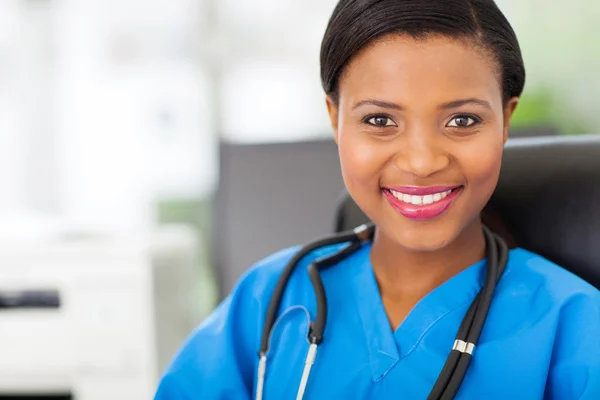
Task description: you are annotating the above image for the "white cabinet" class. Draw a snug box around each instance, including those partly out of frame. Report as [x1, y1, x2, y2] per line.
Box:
[0, 225, 202, 399]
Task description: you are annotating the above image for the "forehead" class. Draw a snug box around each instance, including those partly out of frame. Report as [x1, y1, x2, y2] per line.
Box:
[338, 34, 503, 108]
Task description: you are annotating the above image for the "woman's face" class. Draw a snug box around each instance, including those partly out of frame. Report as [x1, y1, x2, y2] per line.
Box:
[327, 35, 518, 252]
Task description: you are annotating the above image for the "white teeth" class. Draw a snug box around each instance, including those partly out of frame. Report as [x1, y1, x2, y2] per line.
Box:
[389, 189, 455, 206]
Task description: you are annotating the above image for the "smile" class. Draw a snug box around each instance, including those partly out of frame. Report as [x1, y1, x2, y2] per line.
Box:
[388, 188, 453, 205]
[382, 186, 463, 221]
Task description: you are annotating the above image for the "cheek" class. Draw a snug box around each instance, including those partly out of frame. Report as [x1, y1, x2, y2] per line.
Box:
[461, 136, 503, 198]
[337, 131, 389, 190]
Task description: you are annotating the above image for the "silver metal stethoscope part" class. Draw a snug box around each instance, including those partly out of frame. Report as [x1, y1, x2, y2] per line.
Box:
[296, 343, 318, 400]
[254, 343, 318, 400]
[452, 340, 475, 355]
[255, 355, 267, 400]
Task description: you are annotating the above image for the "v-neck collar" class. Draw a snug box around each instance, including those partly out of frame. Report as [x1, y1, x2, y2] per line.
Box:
[347, 243, 490, 382]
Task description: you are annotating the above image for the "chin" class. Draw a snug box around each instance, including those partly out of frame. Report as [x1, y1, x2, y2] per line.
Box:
[374, 214, 469, 253]
[393, 228, 458, 253]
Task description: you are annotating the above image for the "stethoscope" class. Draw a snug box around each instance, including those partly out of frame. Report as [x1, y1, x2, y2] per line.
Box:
[255, 223, 508, 400]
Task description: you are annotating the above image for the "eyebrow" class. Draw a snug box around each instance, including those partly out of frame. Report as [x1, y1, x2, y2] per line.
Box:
[351, 98, 493, 111]
[439, 98, 493, 110]
[352, 99, 404, 111]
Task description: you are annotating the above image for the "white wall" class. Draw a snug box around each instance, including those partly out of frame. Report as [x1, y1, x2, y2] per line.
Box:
[0, 0, 26, 213]
[216, 0, 600, 142]
[216, 0, 338, 143]
[0, 0, 216, 232]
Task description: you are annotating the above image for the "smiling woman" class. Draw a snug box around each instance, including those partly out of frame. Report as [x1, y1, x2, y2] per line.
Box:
[155, 1, 600, 400]
[327, 35, 515, 255]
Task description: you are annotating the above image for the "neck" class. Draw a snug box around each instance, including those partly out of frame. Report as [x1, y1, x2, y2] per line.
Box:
[370, 218, 486, 301]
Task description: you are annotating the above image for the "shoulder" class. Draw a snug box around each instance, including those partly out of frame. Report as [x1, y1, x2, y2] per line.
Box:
[502, 248, 600, 320]
[509, 251, 600, 398]
[167, 239, 349, 353]
[236, 245, 302, 294]
[234, 242, 350, 301]
[156, 244, 324, 398]
[506, 248, 599, 298]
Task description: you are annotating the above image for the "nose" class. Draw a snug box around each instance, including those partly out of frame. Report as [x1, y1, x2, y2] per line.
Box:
[393, 133, 450, 179]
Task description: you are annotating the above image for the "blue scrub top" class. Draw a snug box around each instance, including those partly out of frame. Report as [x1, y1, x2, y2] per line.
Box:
[155, 243, 600, 399]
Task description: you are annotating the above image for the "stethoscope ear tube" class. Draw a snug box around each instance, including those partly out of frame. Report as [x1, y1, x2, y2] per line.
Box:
[443, 234, 508, 399]
[428, 227, 509, 400]
[255, 224, 374, 400]
[256, 223, 508, 400]
[258, 227, 370, 357]
[308, 240, 363, 345]
[307, 263, 327, 345]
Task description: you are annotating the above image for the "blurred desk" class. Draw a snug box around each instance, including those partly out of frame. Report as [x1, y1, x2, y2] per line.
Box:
[0, 225, 202, 400]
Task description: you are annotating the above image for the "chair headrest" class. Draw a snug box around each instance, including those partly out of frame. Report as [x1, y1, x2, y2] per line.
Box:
[335, 135, 600, 289]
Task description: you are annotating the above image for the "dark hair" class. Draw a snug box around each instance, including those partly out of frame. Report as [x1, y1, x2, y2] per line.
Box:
[320, 0, 526, 105]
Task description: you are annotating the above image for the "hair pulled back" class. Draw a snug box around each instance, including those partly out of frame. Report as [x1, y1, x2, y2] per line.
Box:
[320, 0, 525, 105]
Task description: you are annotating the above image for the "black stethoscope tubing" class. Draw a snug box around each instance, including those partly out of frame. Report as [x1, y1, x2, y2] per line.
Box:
[257, 223, 508, 400]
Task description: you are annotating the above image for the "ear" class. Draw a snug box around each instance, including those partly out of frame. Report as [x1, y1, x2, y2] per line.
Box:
[326, 96, 340, 144]
[502, 97, 519, 144]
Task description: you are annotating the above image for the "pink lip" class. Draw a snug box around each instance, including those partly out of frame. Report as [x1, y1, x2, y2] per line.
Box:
[383, 186, 463, 221]
[385, 186, 461, 196]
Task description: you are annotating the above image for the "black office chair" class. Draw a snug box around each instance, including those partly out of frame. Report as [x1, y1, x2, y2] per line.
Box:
[334, 134, 600, 289]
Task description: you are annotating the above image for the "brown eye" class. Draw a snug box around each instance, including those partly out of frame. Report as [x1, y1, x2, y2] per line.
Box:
[447, 115, 478, 128]
[366, 116, 397, 127]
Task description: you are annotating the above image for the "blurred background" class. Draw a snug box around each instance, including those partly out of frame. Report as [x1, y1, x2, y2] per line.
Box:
[0, 0, 598, 398]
